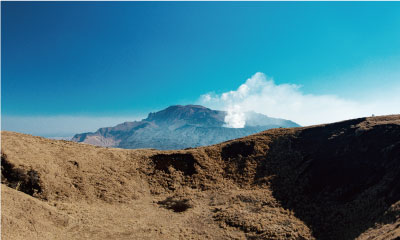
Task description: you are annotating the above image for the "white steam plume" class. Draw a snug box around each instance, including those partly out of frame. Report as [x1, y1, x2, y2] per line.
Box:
[199, 72, 400, 127]
[223, 105, 246, 128]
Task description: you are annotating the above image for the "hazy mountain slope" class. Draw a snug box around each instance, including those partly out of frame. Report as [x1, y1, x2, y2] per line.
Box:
[2, 115, 400, 240]
[71, 105, 300, 150]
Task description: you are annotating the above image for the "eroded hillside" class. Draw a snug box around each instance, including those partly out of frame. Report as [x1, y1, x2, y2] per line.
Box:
[2, 115, 400, 240]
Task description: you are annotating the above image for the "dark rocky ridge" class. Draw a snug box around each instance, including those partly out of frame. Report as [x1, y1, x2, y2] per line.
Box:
[251, 116, 400, 239]
[71, 105, 300, 150]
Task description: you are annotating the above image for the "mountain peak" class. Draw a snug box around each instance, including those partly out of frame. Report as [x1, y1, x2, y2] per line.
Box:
[166, 104, 209, 110]
[145, 105, 224, 126]
[72, 105, 300, 150]
[148, 105, 211, 116]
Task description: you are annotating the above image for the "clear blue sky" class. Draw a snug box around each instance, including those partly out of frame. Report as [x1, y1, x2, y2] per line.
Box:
[2, 2, 400, 136]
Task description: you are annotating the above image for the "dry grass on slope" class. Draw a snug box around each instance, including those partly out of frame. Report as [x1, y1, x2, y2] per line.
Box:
[1, 131, 311, 240]
[1, 115, 400, 240]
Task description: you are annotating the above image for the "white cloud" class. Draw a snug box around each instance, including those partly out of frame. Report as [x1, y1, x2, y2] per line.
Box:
[199, 72, 400, 127]
[4, 71, 399, 137]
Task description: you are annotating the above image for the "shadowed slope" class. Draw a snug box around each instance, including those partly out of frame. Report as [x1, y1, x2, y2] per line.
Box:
[2, 115, 400, 239]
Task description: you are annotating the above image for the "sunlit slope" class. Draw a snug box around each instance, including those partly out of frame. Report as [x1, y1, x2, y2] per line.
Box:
[2, 115, 400, 239]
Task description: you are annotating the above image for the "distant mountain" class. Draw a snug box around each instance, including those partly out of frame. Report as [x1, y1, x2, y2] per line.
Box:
[71, 105, 300, 150]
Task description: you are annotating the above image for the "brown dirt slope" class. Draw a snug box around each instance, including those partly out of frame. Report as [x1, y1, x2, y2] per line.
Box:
[1, 115, 400, 240]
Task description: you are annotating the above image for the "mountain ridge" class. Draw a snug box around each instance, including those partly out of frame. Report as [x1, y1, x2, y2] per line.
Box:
[71, 105, 300, 149]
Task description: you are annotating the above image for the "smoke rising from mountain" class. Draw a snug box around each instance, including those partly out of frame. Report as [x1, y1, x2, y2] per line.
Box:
[199, 72, 400, 127]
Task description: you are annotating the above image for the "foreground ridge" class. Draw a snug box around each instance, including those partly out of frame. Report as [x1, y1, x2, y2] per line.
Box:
[2, 115, 400, 240]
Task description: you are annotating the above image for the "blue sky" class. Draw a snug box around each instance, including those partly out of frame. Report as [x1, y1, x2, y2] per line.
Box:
[2, 2, 400, 136]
